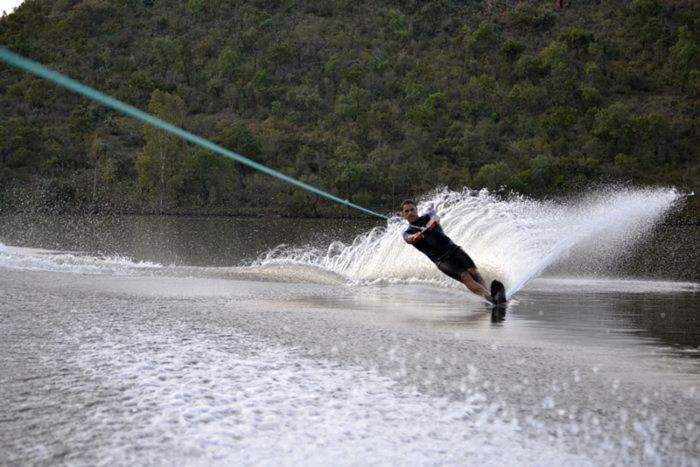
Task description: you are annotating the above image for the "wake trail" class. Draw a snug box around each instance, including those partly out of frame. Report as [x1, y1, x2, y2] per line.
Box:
[0, 186, 685, 293]
[255, 186, 684, 295]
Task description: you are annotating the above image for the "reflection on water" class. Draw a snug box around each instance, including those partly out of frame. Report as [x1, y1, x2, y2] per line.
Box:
[505, 288, 699, 359]
[0, 214, 378, 266]
[275, 281, 700, 365]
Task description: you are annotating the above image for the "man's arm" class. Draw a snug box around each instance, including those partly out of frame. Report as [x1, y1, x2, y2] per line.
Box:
[425, 210, 440, 231]
[403, 230, 424, 244]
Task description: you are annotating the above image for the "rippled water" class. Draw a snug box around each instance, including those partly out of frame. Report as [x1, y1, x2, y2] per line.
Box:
[1, 268, 698, 466]
[0, 291, 591, 466]
[1, 186, 698, 359]
[1, 187, 698, 465]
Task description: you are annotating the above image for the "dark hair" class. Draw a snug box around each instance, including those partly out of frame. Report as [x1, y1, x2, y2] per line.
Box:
[400, 199, 416, 210]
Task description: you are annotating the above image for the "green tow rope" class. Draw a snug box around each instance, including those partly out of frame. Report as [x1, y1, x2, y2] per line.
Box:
[0, 47, 391, 221]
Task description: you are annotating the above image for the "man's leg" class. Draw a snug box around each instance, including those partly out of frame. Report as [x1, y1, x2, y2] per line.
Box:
[459, 271, 492, 302]
[467, 267, 488, 289]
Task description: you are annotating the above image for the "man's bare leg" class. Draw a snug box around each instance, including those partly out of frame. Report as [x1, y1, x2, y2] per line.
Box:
[467, 267, 488, 289]
[459, 271, 492, 302]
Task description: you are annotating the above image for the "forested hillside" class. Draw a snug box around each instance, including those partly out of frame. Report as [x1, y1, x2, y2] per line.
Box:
[0, 0, 698, 217]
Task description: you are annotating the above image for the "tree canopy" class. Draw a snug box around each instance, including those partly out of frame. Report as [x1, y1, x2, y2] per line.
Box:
[0, 0, 697, 218]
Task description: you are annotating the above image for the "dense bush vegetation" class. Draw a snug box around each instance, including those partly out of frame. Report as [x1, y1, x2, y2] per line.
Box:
[0, 0, 697, 217]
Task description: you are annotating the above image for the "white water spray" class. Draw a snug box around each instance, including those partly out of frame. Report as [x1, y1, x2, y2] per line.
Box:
[0, 244, 162, 275]
[256, 186, 683, 296]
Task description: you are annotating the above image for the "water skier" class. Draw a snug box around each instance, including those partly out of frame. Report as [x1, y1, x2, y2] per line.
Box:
[400, 199, 494, 303]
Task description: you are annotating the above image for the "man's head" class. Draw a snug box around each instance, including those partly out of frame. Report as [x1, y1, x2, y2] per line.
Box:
[400, 199, 419, 223]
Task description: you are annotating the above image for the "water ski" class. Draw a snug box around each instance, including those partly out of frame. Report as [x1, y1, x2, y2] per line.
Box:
[490, 280, 507, 306]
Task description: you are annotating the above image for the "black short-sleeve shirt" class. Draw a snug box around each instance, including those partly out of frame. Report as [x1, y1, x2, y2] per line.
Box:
[403, 210, 457, 263]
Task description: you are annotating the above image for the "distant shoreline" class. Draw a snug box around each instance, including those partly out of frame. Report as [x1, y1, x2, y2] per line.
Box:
[1, 207, 698, 225]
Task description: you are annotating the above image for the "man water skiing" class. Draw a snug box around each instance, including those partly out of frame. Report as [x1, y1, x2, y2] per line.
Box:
[400, 199, 497, 303]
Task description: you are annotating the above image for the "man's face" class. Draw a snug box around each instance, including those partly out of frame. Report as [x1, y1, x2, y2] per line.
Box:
[401, 203, 418, 223]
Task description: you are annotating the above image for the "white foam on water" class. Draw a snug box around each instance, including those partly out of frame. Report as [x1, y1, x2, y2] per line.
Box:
[0, 243, 162, 275]
[256, 186, 685, 297]
[0, 186, 686, 293]
[72, 327, 593, 466]
[525, 277, 700, 294]
[226, 263, 347, 285]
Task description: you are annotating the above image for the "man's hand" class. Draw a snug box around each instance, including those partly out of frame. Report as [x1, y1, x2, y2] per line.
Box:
[408, 231, 424, 243]
[425, 215, 440, 231]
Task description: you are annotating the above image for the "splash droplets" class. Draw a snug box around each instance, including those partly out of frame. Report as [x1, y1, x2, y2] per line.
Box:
[257, 186, 683, 296]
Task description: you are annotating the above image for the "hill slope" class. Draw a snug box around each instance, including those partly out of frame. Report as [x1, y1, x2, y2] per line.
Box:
[0, 0, 698, 217]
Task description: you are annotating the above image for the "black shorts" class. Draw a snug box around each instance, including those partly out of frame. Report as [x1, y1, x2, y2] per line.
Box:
[435, 247, 476, 281]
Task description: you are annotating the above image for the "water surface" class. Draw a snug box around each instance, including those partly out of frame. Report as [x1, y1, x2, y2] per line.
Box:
[1, 186, 699, 465]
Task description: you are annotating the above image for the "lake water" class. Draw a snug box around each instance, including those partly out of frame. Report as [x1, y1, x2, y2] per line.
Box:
[1, 187, 699, 465]
[1, 205, 698, 360]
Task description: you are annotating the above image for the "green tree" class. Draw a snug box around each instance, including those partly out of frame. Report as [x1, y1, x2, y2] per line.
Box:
[188, 0, 205, 15]
[384, 8, 410, 39]
[500, 38, 525, 62]
[557, 27, 593, 53]
[508, 3, 555, 33]
[670, 26, 699, 89]
[218, 46, 240, 81]
[334, 85, 370, 122]
[463, 21, 499, 57]
[181, 148, 239, 210]
[135, 90, 187, 213]
[475, 162, 512, 189]
[413, 0, 451, 38]
[127, 70, 159, 104]
[331, 140, 376, 202]
[407, 92, 446, 128]
[508, 82, 546, 113]
[528, 154, 561, 191]
[89, 132, 106, 203]
[593, 103, 635, 158]
[540, 106, 577, 142]
[212, 123, 261, 190]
